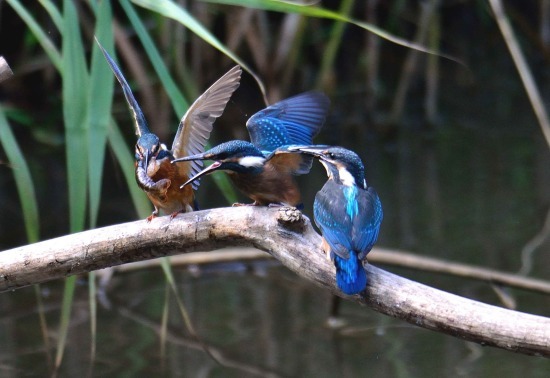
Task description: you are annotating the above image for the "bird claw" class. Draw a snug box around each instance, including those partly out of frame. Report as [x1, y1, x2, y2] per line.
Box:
[169, 211, 181, 220]
[146, 208, 160, 222]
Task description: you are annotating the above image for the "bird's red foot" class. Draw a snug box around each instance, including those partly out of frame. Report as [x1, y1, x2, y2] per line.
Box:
[146, 209, 159, 222]
[169, 210, 182, 220]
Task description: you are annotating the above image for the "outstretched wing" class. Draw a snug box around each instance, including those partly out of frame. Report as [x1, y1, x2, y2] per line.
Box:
[97, 40, 150, 137]
[171, 66, 241, 190]
[246, 92, 329, 153]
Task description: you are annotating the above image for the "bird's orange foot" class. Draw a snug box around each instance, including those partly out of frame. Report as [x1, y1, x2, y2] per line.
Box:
[146, 209, 160, 222]
[169, 210, 182, 220]
[321, 237, 332, 261]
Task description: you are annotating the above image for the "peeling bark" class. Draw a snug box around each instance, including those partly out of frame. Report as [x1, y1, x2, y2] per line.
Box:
[0, 207, 548, 357]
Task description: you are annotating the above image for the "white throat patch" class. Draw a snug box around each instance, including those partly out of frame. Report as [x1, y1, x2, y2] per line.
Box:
[239, 156, 266, 168]
[338, 167, 356, 187]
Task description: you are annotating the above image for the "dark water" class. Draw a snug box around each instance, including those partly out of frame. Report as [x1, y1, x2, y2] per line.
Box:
[1, 122, 550, 376]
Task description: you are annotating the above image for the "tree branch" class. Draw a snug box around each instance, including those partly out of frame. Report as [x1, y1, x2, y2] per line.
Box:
[0, 207, 548, 357]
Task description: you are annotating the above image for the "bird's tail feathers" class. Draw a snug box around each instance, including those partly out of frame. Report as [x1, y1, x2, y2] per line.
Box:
[334, 250, 367, 295]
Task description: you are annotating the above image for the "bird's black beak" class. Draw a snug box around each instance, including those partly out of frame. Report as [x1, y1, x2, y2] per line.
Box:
[172, 152, 211, 164]
[288, 145, 329, 159]
[180, 161, 222, 189]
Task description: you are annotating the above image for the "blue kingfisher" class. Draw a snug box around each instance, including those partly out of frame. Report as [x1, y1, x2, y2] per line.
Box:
[98, 42, 241, 221]
[288, 145, 383, 295]
[172, 92, 330, 208]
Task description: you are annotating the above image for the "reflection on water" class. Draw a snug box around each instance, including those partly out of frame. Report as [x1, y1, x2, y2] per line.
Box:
[1, 262, 549, 377]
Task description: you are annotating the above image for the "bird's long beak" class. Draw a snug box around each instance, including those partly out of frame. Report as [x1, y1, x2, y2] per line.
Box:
[288, 145, 329, 158]
[180, 161, 222, 189]
[172, 152, 210, 164]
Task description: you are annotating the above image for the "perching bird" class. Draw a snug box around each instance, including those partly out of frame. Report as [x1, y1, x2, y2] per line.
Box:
[98, 42, 241, 221]
[288, 145, 383, 295]
[172, 92, 330, 208]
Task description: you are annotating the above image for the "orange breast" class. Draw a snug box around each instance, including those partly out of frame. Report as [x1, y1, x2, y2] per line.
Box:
[139, 158, 195, 214]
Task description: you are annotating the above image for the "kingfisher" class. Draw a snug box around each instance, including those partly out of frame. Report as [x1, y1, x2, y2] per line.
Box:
[98, 43, 241, 221]
[288, 145, 383, 295]
[172, 92, 330, 208]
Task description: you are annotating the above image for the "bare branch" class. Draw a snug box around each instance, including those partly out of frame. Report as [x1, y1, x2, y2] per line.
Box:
[0, 207, 548, 357]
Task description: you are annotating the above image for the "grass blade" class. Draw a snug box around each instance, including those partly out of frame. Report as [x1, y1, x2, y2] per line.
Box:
[0, 107, 40, 243]
[317, 0, 354, 90]
[130, 0, 268, 101]
[108, 121, 152, 219]
[38, 0, 63, 31]
[206, 0, 463, 65]
[121, 0, 189, 116]
[55, 0, 90, 370]
[488, 0, 550, 148]
[6, 0, 62, 70]
[87, 0, 114, 228]
[62, 0, 89, 233]
[54, 275, 77, 370]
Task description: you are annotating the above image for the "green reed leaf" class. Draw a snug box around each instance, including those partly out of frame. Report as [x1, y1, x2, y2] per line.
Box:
[87, 0, 114, 228]
[0, 107, 40, 243]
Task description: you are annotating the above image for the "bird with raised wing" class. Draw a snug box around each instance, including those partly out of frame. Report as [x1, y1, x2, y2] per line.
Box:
[98, 42, 241, 221]
[172, 92, 330, 208]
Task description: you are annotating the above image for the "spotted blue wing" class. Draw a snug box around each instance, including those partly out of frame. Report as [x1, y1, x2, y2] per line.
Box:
[246, 92, 330, 152]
